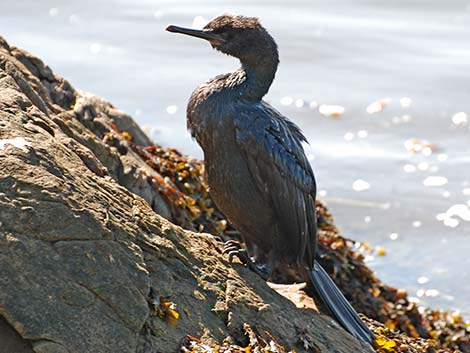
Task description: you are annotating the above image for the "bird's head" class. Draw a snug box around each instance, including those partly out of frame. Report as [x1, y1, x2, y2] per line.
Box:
[166, 14, 278, 64]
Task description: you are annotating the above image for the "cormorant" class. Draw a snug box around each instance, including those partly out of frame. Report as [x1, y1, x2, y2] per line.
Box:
[166, 14, 375, 345]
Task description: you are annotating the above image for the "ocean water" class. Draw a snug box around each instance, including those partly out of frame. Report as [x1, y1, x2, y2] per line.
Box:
[1, 0, 469, 315]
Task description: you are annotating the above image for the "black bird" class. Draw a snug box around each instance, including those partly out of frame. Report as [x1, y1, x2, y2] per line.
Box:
[166, 15, 375, 345]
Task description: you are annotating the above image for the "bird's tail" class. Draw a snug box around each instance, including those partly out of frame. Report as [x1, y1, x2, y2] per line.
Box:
[305, 260, 375, 345]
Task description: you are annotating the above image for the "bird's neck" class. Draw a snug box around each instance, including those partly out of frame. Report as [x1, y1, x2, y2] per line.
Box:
[236, 55, 278, 100]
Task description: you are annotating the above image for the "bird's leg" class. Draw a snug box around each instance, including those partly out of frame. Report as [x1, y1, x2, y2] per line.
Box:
[222, 240, 270, 280]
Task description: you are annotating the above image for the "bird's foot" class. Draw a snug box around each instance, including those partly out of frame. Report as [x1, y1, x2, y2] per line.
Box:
[222, 240, 270, 280]
[223, 240, 250, 263]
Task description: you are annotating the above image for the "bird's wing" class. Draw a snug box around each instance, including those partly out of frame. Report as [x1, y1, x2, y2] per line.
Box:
[234, 103, 317, 266]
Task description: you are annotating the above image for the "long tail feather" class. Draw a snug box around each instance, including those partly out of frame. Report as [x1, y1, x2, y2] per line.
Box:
[306, 260, 375, 345]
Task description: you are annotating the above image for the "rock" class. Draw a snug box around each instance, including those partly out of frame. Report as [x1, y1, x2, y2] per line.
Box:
[0, 316, 34, 353]
[0, 36, 373, 353]
[267, 282, 318, 310]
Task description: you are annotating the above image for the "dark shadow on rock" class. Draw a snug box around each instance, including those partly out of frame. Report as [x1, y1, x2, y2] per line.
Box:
[0, 316, 34, 353]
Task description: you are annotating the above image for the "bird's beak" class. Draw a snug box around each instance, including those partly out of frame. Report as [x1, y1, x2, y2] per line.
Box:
[166, 25, 225, 46]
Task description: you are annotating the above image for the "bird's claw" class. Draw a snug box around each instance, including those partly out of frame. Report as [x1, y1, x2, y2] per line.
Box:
[222, 240, 270, 280]
[223, 240, 241, 249]
[223, 240, 250, 264]
[227, 248, 250, 264]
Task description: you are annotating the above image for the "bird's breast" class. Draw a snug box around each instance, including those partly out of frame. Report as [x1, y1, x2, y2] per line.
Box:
[187, 89, 236, 150]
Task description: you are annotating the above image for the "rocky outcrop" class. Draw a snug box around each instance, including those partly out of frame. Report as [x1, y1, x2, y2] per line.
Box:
[0, 37, 373, 353]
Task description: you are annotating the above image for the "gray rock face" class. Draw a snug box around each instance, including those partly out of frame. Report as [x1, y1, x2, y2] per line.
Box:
[0, 36, 372, 353]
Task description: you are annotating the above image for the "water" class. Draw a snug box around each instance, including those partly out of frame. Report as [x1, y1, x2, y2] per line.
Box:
[2, 0, 469, 315]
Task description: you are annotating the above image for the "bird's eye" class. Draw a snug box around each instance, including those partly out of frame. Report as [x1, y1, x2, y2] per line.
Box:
[212, 28, 231, 40]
